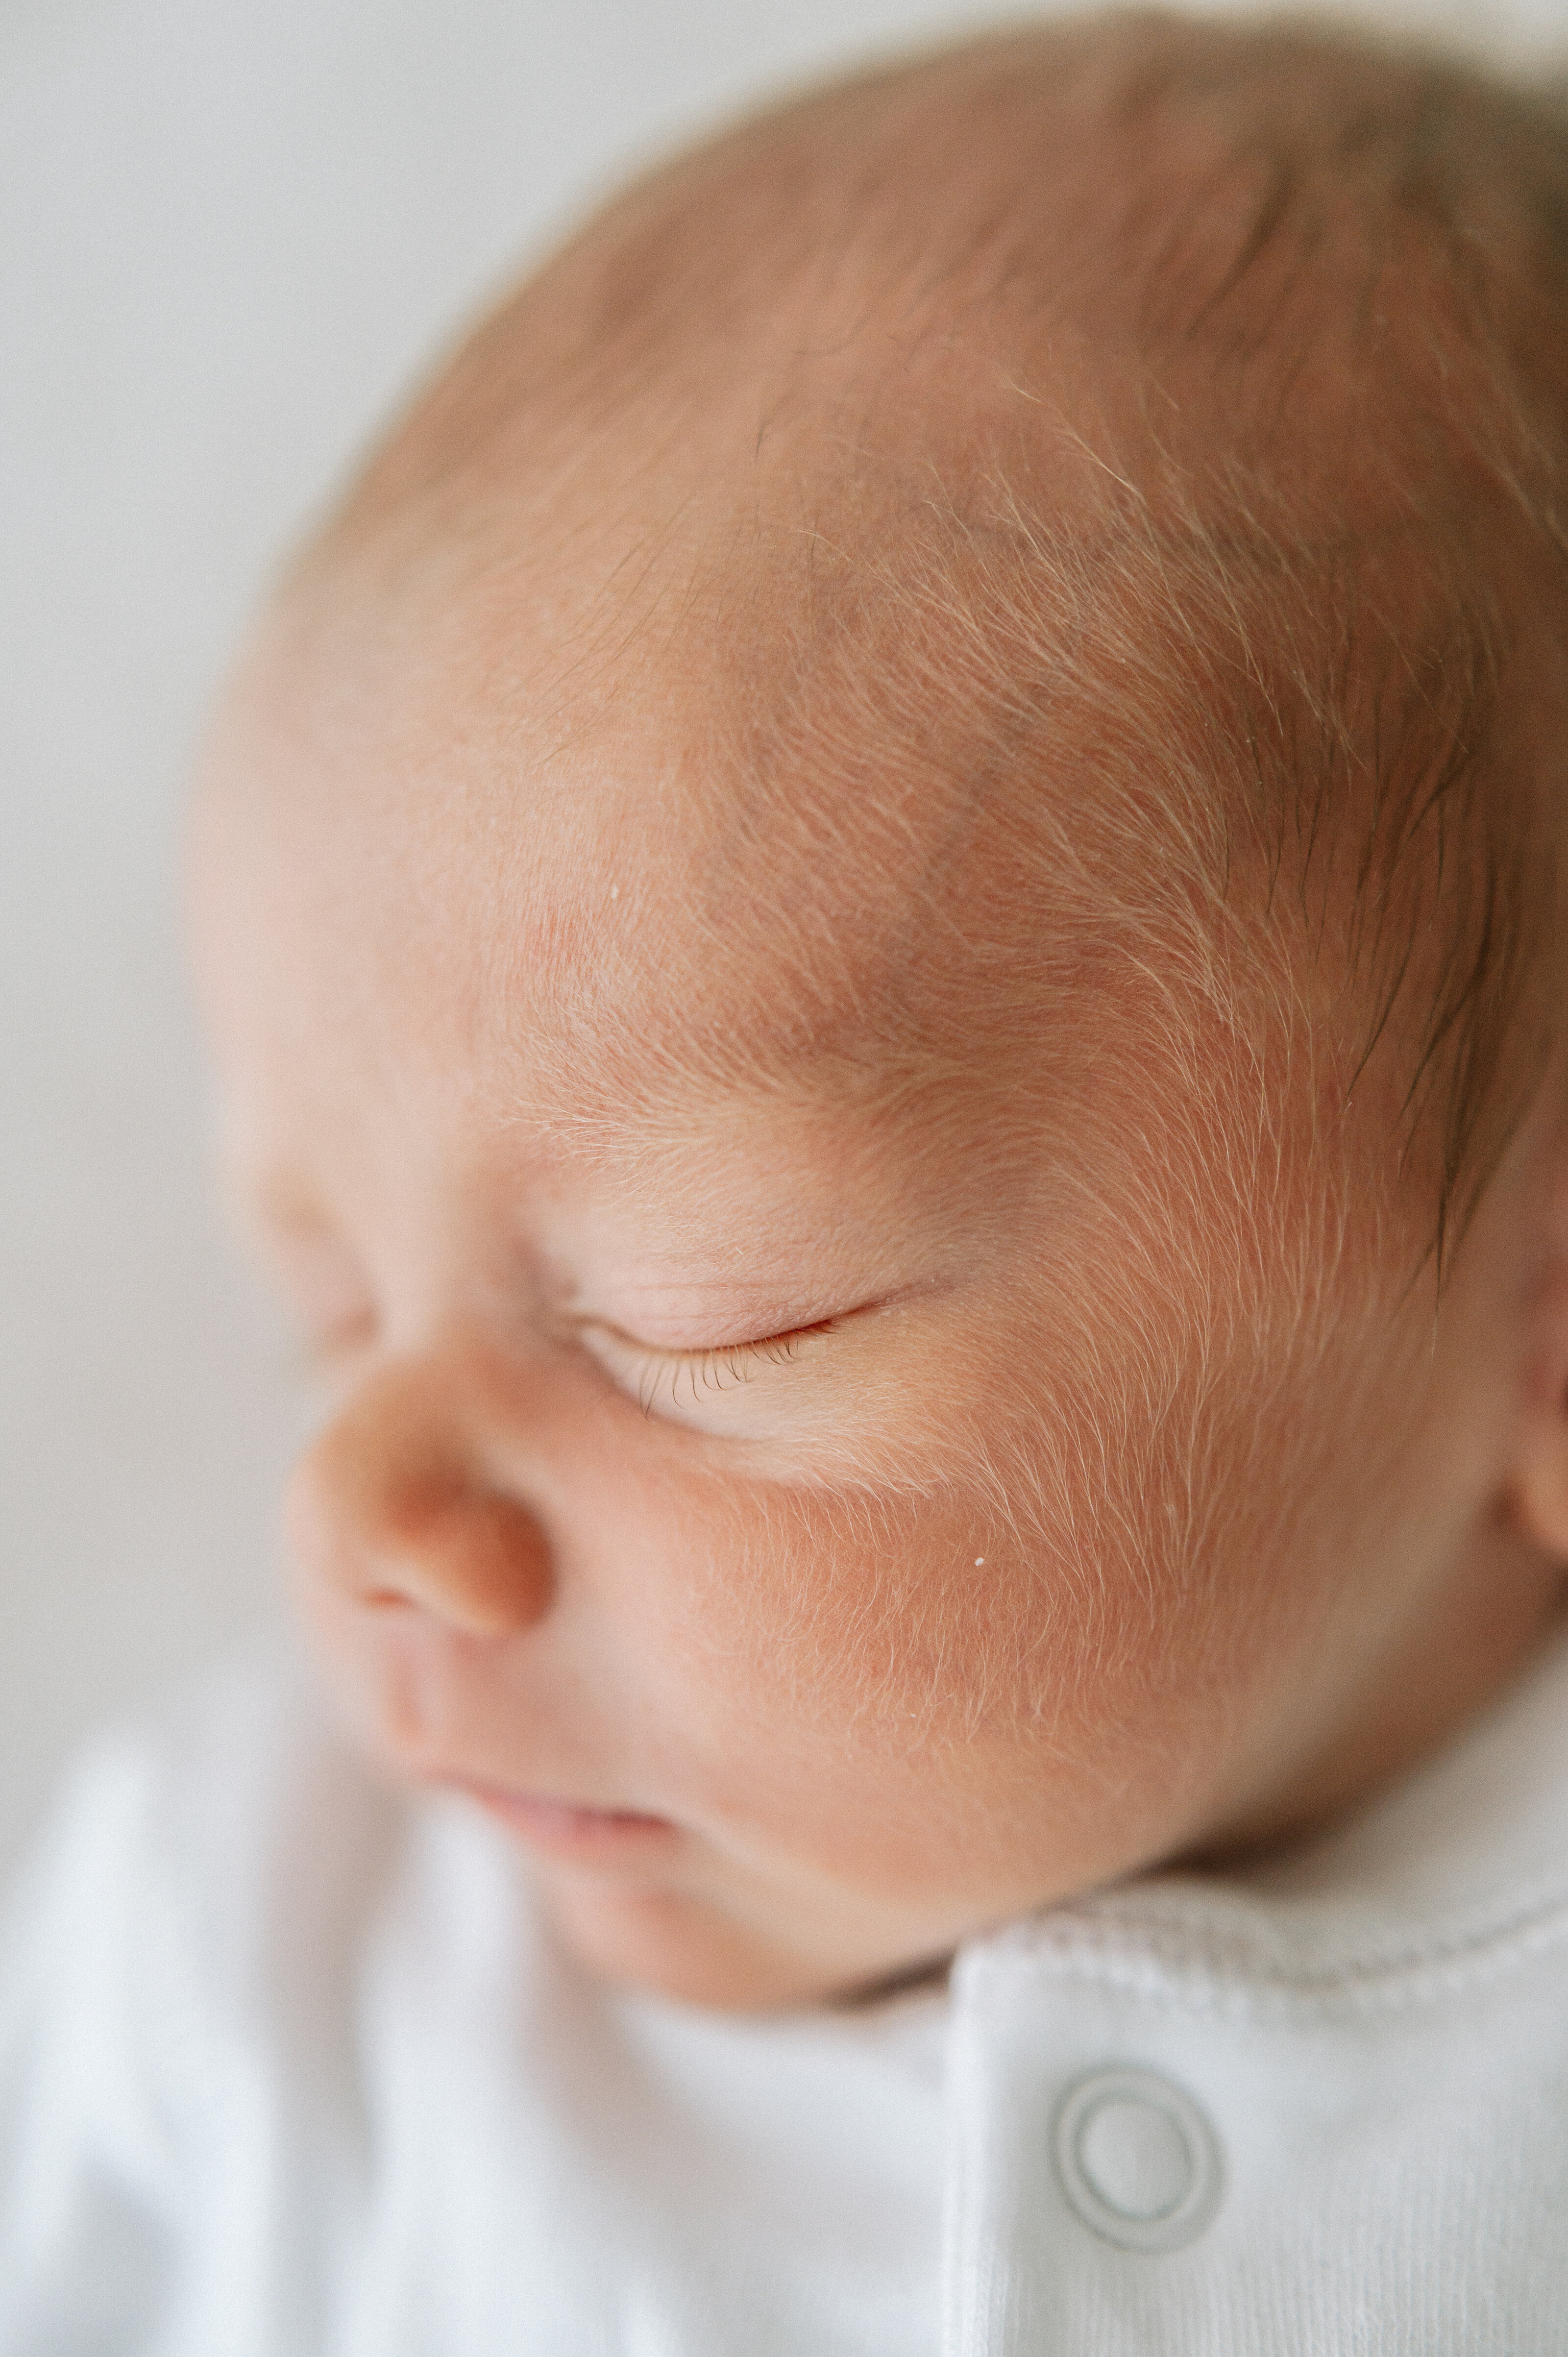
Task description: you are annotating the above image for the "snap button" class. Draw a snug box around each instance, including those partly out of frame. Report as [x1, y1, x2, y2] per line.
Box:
[1053, 2066, 1223, 2253]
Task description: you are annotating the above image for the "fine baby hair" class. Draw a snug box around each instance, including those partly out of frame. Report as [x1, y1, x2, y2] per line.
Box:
[8, 9, 1568, 2351]
[316, 4, 1568, 1257]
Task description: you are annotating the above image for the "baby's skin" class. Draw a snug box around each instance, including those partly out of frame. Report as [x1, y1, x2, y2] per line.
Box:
[192, 17, 1568, 2009]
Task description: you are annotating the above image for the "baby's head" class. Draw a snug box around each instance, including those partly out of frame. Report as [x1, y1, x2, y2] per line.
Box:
[194, 13, 1568, 2008]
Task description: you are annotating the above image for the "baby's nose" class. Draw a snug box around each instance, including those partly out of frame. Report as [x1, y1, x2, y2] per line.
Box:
[286, 1358, 553, 1641]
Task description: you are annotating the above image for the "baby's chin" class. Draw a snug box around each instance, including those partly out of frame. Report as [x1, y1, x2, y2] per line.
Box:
[534, 1864, 948, 2013]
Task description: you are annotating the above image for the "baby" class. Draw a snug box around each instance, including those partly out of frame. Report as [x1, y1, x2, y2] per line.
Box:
[7, 9, 1568, 2350]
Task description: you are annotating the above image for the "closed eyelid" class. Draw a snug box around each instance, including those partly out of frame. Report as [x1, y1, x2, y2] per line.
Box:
[580, 1298, 890, 1361]
[575, 1324, 828, 1423]
[581, 1320, 831, 1377]
[569, 1289, 926, 1431]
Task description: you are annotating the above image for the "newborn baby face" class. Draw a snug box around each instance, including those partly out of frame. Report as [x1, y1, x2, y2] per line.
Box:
[184, 0, 1568, 2010]
[191, 464, 1565, 2011]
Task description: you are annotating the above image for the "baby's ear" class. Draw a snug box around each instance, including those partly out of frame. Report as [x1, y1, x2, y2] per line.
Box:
[1507, 1258, 1568, 1563]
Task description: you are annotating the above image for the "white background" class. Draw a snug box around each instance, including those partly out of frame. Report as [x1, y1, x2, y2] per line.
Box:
[3, 0, 1565, 1877]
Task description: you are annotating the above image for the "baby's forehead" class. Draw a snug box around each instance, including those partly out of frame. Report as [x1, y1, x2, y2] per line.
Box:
[199, 349, 1362, 1193]
[214, 522, 1076, 1139]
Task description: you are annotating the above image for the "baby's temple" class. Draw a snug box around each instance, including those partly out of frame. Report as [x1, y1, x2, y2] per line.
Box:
[5, 9, 1568, 2351]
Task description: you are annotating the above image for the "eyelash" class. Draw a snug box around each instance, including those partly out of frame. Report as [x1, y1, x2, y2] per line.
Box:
[632, 1333, 808, 1415]
[587, 1320, 836, 1418]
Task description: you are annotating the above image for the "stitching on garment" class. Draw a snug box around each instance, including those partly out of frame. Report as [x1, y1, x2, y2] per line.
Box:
[962, 1876, 1568, 2022]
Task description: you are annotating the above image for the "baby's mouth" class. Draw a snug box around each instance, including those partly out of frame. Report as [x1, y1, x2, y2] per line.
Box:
[441, 1773, 681, 1861]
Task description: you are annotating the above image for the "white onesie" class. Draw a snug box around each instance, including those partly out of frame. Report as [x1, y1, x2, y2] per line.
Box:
[6, 1626, 1568, 2355]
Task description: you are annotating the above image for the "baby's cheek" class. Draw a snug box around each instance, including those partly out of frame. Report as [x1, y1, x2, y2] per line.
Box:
[633, 1288, 1352, 1896]
[636, 1473, 1132, 1865]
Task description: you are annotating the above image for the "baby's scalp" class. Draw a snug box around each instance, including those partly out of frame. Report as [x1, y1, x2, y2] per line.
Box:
[195, 14, 1568, 2007]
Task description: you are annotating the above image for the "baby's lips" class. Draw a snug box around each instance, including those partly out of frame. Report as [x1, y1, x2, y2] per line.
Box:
[441, 1772, 682, 1863]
